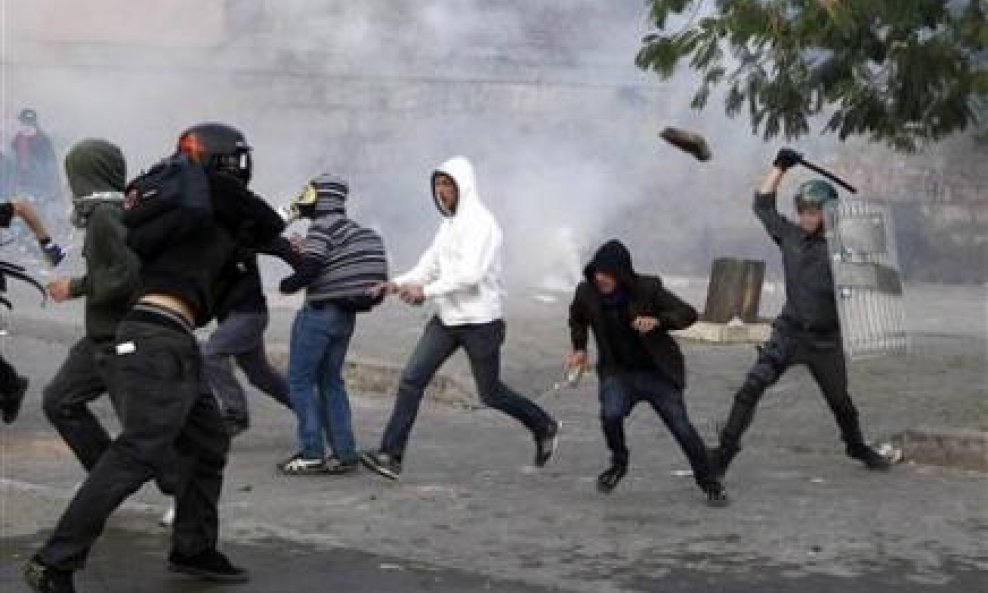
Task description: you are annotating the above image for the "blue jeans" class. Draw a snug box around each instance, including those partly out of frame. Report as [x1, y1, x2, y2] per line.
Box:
[599, 371, 716, 490]
[288, 303, 357, 463]
[380, 316, 554, 458]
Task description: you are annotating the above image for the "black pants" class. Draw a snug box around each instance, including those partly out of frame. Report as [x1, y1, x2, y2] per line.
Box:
[600, 371, 718, 491]
[0, 353, 21, 394]
[720, 325, 865, 451]
[38, 318, 230, 571]
[380, 317, 554, 458]
[43, 338, 120, 471]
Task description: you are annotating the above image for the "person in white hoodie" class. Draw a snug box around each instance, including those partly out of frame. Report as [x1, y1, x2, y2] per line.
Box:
[360, 156, 560, 480]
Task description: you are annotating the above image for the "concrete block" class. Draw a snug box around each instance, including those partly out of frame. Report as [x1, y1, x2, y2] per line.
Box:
[891, 427, 988, 472]
[673, 321, 772, 344]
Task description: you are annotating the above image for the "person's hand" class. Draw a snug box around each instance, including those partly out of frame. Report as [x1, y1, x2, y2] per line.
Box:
[398, 284, 426, 306]
[773, 148, 803, 171]
[367, 281, 398, 299]
[565, 350, 589, 372]
[289, 232, 305, 252]
[277, 204, 300, 224]
[40, 240, 66, 267]
[46, 277, 72, 303]
[631, 316, 660, 334]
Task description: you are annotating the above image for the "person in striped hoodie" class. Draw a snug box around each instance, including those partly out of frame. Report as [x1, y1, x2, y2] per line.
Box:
[277, 174, 388, 475]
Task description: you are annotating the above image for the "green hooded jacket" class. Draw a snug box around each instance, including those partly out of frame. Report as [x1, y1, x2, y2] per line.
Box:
[64, 139, 139, 343]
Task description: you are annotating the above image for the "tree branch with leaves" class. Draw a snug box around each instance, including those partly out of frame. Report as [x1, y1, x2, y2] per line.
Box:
[636, 0, 988, 151]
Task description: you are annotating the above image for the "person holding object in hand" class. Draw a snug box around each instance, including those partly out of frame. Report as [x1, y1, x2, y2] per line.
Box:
[567, 239, 728, 505]
[708, 148, 891, 480]
[361, 156, 560, 481]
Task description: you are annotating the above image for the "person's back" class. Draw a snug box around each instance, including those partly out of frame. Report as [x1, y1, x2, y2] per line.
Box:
[125, 169, 282, 327]
[277, 173, 387, 475]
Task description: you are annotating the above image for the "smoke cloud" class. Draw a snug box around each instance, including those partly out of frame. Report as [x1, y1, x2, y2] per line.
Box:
[3, 1, 981, 289]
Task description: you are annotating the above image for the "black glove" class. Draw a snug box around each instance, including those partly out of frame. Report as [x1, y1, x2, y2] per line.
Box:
[773, 148, 803, 171]
[39, 239, 66, 267]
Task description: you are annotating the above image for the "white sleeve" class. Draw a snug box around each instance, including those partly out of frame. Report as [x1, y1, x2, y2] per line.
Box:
[394, 231, 442, 286]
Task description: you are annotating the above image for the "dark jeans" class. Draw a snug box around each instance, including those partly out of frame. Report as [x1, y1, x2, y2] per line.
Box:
[380, 316, 554, 458]
[288, 303, 357, 463]
[38, 319, 230, 571]
[599, 371, 717, 490]
[202, 311, 291, 426]
[43, 338, 121, 471]
[719, 325, 865, 451]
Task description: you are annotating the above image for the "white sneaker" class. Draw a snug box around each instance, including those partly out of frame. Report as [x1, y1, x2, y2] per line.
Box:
[160, 505, 176, 528]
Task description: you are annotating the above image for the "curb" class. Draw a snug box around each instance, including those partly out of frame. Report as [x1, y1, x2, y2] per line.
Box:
[891, 427, 988, 472]
[265, 347, 478, 409]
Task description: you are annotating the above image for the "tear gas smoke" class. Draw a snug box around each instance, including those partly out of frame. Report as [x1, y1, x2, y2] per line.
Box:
[3, 1, 980, 289]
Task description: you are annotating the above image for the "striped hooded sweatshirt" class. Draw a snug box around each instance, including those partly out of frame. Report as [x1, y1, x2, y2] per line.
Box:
[279, 174, 388, 307]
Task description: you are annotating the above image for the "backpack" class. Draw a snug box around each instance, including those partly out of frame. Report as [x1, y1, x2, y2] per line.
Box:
[123, 153, 212, 227]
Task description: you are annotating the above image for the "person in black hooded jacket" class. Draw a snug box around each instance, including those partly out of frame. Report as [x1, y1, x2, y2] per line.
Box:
[567, 240, 727, 506]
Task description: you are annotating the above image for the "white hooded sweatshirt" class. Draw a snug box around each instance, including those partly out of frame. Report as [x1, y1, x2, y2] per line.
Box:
[394, 156, 504, 326]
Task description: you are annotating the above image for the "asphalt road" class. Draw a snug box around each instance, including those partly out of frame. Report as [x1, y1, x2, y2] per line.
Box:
[1, 284, 986, 592]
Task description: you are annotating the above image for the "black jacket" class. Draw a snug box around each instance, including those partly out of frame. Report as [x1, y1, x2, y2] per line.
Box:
[569, 240, 698, 387]
[125, 171, 285, 327]
[214, 236, 300, 320]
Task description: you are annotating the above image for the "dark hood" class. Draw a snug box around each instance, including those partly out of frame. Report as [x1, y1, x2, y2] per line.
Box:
[584, 239, 639, 289]
[64, 139, 126, 197]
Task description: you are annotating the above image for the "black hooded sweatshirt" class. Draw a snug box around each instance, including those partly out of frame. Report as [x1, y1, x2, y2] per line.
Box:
[569, 240, 698, 388]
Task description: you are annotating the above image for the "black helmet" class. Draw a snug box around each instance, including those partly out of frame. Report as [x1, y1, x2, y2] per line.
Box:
[177, 122, 253, 184]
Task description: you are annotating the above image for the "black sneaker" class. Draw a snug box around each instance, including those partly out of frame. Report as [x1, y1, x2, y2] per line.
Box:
[704, 482, 730, 508]
[278, 454, 329, 476]
[847, 444, 892, 471]
[359, 451, 402, 481]
[534, 420, 561, 467]
[23, 556, 75, 593]
[596, 464, 628, 494]
[325, 455, 359, 475]
[168, 548, 249, 583]
[2, 376, 29, 424]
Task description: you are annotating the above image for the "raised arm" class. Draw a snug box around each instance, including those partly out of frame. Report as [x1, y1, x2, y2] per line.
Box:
[753, 149, 803, 244]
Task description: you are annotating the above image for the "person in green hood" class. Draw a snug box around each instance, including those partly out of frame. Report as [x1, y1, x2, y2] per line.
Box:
[42, 138, 140, 472]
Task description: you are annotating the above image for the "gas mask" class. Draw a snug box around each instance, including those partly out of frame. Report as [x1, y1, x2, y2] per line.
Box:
[280, 183, 318, 223]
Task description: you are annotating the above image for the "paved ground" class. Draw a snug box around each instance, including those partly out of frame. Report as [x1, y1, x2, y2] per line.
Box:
[0, 283, 986, 592]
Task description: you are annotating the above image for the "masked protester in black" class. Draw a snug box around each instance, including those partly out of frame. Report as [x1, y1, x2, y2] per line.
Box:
[710, 149, 891, 479]
[567, 240, 728, 506]
[25, 123, 285, 593]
